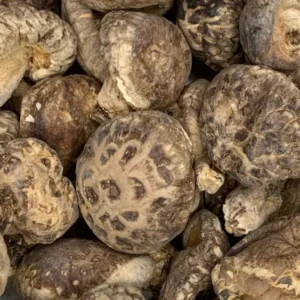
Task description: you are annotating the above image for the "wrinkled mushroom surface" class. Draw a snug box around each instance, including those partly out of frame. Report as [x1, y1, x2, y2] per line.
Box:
[212, 214, 300, 300]
[223, 185, 282, 236]
[81, 0, 173, 15]
[2, 0, 60, 13]
[20, 75, 101, 172]
[0, 234, 10, 297]
[240, 0, 300, 72]
[177, 0, 245, 70]
[160, 210, 229, 300]
[0, 138, 78, 245]
[15, 239, 155, 300]
[200, 64, 300, 188]
[76, 111, 195, 254]
[0, 1, 77, 106]
[81, 283, 146, 300]
[0, 110, 19, 152]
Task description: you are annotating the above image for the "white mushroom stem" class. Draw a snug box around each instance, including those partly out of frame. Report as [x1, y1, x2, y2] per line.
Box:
[0, 48, 28, 107]
[223, 185, 283, 237]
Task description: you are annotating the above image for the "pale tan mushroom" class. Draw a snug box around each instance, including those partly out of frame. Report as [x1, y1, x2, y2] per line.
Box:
[0, 234, 10, 297]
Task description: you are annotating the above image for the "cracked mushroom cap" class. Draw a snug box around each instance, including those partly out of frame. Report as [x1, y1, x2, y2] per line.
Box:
[76, 111, 195, 254]
[240, 0, 300, 72]
[223, 185, 283, 236]
[177, 0, 245, 71]
[159, 210, 229, 300]
[0, 138, 78, 245]
[0, 110, 19, 152]
[3, 0, 60, 13]
[20, 75, 101, 173]
[200, 64, 300, 188]
[15, 238, 155, 300]
[0, 234, 10, 297]
[0, 1, 77, 107]
[80, 0, 173, 15]
[81, 284, 146, 300]
[212, 214, 300, 300]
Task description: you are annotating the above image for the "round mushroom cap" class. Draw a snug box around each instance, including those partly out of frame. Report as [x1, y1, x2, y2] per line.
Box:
[240, 0, 300, 72]
[97, 11, 191, 115]
[0, 1, 77, 106]
[20, 75, 101, 173]
[15, 238, 155, 300]
[0, 138, 78, 244]
[212, 214, 300, 300]
[0, 110, 19, 152]
[80, 0, 173, 15]
[0, 234, 10, 297]
[200, 64, 300, 188]
[177, 0, 245, 71]
[81, 284, 146, 300]
[76, 111, 196, 254]
[159, 210, 229, 300]
[223, 185, 283, 236]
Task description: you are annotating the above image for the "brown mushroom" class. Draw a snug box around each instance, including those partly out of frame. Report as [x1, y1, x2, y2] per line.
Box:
[80, 0, 173, 15]
[0, 1, 77, 107]
[81, 283, 146, 300]
[240, 0, 300, 72]
[2, 0, 60, 13]
[159, 210, 229, 300]
[0, 234, 10, 297]
[19, 75, 101, 172]
[212, 214, 300, 299]
[177, 0, 245, 71]
[0, 138, 78, 245]
[200, 64, 300, 188]
[0, 110, 19, 152]
[76, 111, 196, 254]
[223, 185, 283, 236]
[15, 238, 156, 300]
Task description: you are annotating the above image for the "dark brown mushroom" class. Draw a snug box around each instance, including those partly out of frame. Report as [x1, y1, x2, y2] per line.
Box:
[159, 210, 229, 300]
[15, 239, 156, 300]
[20, 75, 101, 172]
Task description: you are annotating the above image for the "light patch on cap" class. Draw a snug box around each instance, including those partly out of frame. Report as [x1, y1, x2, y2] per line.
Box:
[25, 115, 35, 123]
[73, 280, 80, 286]
[213, 246, 223, 259]
[36, 102, 42, 110]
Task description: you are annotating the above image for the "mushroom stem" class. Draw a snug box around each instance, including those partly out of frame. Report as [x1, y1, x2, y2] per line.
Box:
[0, 48, 28, 107]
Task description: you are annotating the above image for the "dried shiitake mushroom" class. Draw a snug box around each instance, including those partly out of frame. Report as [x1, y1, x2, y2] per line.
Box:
[15, 239, 156, 300]
[200, 64, 300, 188]
[76, 111, 196, 254]
[177, 0, 245, 70]
[170, 79, 224, 194]
[0, 110, 19, 152]
[240, 0, 300, 72]
[159, 210, 229, 300]
[223, 185, 282, 236]
[0, 1, 77, 107]
[80, 284, 146, 300]
[20, 75, 101, 172]
[2, 0, 60, 13]
[0, 138, 78, 245]
[63, 2, 191, 114]
[212, 214, 300, 299]
[80, 0, 173, 15]
[0, 234, 10, 297]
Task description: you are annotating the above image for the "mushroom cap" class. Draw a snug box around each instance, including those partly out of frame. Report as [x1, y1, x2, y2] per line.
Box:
[0, 110, 19, 152]
[200, 64, 300, 188]
[20, 75, 101, 172]
[177, 0, 245, 71]
[15, 238, 155, 300]
[81, 283, 146, 300]
[0, 138, 78, 244]
[223, 185, 282, 236]
[0, 234, 10, 297]
[76, 111, 195, 254]
[97, 11, 191, 115]
[212, 214, 300, 299]
[159, 210, 229, 300]
[3, 0, 60, 13]
[240, 0, 300, 72]
[80, 0, 173, 15]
